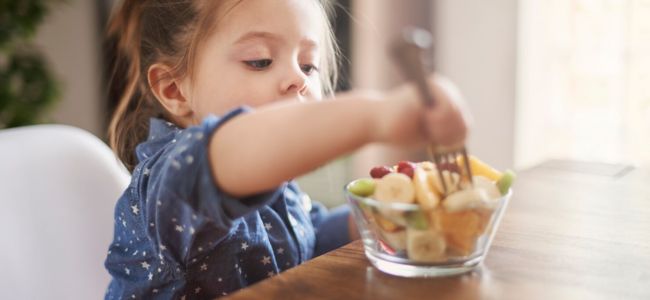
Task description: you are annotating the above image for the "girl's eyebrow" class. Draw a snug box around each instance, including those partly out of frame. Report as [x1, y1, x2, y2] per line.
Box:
[234, 31, 282, 44]
[234, 31, 318, 49]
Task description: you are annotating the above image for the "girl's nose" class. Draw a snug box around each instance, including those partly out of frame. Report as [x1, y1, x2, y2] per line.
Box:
[280, 66, 308, 97]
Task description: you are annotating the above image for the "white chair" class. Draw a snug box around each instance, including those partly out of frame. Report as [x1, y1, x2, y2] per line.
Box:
[0, 125, 130, 300]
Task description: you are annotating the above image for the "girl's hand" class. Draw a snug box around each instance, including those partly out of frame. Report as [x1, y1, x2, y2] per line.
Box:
[375, 75, 471, 148]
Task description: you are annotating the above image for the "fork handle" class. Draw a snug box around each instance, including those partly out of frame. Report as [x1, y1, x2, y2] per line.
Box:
[390, 27, 437, 108]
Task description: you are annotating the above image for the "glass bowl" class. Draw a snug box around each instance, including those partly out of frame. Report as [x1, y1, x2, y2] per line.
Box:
[345, 181, 512, 277]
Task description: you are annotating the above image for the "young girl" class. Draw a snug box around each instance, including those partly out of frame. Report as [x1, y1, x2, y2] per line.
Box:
[104, 0, 470, 299]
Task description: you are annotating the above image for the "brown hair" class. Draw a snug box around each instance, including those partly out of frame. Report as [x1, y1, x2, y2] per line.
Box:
[107, 0, 340, 172]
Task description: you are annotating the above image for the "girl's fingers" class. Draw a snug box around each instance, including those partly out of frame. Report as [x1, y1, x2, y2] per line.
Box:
[425, 105, 467, 147]
[424, 76, 471, 147]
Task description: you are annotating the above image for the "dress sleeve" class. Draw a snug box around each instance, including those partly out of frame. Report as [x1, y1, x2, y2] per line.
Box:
[310, 202, 352, 257]
[142, 107, 284, 263]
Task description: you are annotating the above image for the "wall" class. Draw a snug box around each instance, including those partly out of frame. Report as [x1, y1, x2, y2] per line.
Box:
[34, 1, 104, 137]
[433, 0, 518, 171]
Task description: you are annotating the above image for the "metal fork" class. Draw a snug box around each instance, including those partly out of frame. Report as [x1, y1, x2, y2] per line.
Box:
[390, 27, 473, 195]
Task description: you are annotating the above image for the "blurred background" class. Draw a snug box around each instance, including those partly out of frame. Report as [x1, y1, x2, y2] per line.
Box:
[3, 0, 649, 207]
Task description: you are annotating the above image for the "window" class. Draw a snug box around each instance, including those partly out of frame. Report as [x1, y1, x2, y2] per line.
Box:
[517, 0, 650, 168]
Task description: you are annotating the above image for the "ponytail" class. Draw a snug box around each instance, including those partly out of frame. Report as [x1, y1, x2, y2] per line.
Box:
[107, 0, 161, 172]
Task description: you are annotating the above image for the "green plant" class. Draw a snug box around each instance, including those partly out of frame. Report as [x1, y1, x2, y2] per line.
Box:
[0, 0, 62, 129]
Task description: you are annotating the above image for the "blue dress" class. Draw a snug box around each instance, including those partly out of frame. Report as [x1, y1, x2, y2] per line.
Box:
[104, 107, 351, 299]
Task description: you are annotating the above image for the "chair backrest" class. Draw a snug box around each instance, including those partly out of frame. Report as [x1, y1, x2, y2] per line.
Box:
[0, 125, 130, 300]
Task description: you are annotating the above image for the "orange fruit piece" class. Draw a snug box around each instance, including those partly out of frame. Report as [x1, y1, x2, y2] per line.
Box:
[434, 210, 487, 255]
[458, 155, 503, 182]
[373, 211, 403, 232]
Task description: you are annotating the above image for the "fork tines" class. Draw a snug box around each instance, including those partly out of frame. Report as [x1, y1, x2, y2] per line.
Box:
[428, 146, 474, 196]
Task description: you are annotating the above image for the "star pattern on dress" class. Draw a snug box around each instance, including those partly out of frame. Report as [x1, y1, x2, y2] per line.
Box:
[289, 215, 298, 226]
[171, 159, 181, 170]
[105, 117, 329, 299]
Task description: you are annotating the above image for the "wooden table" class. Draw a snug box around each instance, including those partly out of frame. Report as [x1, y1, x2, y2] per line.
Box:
[225, 161, 650, 300]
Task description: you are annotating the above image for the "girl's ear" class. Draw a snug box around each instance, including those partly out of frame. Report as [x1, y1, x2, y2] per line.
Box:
[148, 63, 192, 117]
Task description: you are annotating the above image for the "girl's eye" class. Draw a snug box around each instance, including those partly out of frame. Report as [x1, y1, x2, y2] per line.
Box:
[301, 64, 319, 75]
[244, 59, 272, 70]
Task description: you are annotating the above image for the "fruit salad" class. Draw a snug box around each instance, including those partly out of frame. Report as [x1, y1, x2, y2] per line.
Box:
[347, 156, 515, 263]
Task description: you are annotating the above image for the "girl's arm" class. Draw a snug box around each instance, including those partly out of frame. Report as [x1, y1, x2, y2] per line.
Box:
[210, 78, 468, 197]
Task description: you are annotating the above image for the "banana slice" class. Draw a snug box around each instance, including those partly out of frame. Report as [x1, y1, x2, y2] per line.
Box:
[429, 170, 461, 195]
[442, 188, 490, 212]
[406, 228, 446, 262]
[472, 176, 501, 209]
[374, 172, 415, 204]
[418, 161, 436, 171]
[413, 167, 440, 210]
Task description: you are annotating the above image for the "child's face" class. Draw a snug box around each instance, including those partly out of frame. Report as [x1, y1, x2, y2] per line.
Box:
[185, 0, 326, 122]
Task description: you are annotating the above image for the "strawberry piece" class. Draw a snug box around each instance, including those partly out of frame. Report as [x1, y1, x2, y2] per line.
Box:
[370, 166, 392, 179]
[378, 239, 396, 255]
[396, 161, 416, 178]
